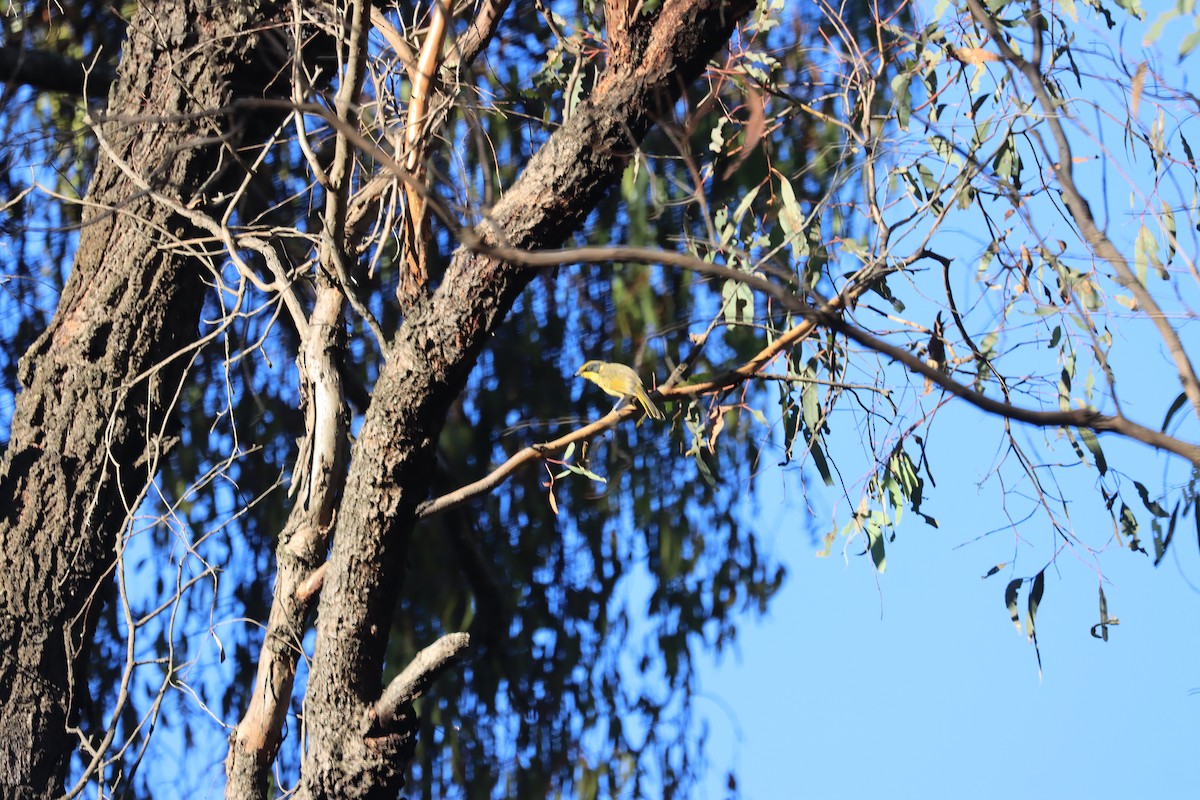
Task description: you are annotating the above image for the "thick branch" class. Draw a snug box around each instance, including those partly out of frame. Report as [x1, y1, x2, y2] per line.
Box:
[224, 288, 349, 799]
[0, 45, 116, 97]
[0, 3, 286, 794]
[298, 2, 758, 796]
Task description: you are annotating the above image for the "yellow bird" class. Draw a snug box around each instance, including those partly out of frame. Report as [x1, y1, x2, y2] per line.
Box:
[575, 360, 664, 420]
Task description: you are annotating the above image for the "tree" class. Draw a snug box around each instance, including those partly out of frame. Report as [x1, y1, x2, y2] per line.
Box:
[0, 0, 1197, 797]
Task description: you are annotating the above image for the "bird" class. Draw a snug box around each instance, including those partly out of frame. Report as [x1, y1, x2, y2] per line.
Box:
[575, 360, 664, 420]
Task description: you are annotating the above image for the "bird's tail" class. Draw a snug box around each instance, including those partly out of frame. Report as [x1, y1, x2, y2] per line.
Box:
[635, 386, 665, 420]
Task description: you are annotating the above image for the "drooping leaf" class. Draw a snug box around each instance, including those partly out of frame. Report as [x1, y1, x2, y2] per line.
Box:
[733, 184, 761, 227]
[1090, 586, 1117, 641]
[721, 279, 754, 325]
[808, 436, 835, 486]
[1153, 501, 1180, 567]
[1025, 570, 1045, 643]
[801, 378, 820, 432]
[891, 71, 913, 131]
[1005, 579, 1022, 633]
[1161, 391, 1187, 432]
[866, 516, 887, 573]
[1133, 480, 1169, 517]
[1162, 201, 1177, 265]
[1119, 502, 1143, 552]
[1078, 428, 1107, 475]
[778, 176, 804, 241]
[1181, 29, 1200, 58]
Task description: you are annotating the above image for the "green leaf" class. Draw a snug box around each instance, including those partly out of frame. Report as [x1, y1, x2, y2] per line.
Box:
[1195, 496, 1200, 553]
[808, 436, 835, 486]
[801, 377, 820, 431]
[1181, 29, 1200, 58]
[779, 398, 800, 465]
[1134, 223, 1163, 282]
[1133, 480, 1169, 517]
[1058, 367, 1072, 411]
[733, 184, 760, 226]
[981, 563, 1007, 580]
[917, 163, 939, 196]
[721, 279, 754, 325]
[866, 517, 887, 573]
[1090, 586, 1115, 641]
[709, 119, 727, 153]
[1005, 579, 1022, 633]
[1113, 0, 1145, 21]
[1160, 391, 1187, 432]
[928, 134, 963, 168]
[1078, 428, 1107, 475]
[778, 177, 804, 238]
[891, 72, 912, 131]
[1025, 570, 1045, 642]
[1162, 201, 1177, 265]
[567, 463, 607, 483]
[1119, 503, 1142, 552]
[1155, 502, 1180, 567]
[1144, 7, 1175, 45]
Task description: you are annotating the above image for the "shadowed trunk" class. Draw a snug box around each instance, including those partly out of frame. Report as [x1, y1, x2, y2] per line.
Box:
[0, 2, 285, 795]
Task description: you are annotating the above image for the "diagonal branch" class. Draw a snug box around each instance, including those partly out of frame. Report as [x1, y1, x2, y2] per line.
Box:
[371, 633, 471, 734]
[412, 241, 1200, 523]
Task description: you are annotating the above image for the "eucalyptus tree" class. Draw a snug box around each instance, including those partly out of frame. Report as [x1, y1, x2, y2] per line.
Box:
[1, 0, 1196, 797]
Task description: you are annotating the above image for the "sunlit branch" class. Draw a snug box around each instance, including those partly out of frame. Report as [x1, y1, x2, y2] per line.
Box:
[483, 242, 1200, 466]
[371, 633, 471, 733]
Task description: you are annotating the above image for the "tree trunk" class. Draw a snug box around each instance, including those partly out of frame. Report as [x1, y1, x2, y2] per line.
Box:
[0, 2, 282, 795]
[296, 1, 756, 796]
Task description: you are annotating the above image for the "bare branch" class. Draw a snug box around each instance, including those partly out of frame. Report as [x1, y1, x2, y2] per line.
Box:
[372, 633, 472, 733]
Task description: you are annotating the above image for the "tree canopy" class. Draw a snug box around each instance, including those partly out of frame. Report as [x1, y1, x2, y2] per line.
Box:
[0, 0, 1197, 797]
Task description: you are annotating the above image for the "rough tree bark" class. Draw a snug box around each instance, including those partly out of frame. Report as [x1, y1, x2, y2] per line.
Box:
[0, 0, 758, 795]
[0, 2, 285, 795]
[295, 1, 756, 796]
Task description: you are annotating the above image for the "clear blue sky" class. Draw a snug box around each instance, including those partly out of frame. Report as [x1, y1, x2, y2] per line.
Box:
[699, 426, 1200, 799]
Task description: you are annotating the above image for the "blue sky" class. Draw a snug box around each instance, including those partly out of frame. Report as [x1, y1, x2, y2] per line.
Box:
[700, 412, 1200, 799]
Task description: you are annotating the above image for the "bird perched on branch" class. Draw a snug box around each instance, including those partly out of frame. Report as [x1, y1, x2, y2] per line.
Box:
[575, 360, 664, 420]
